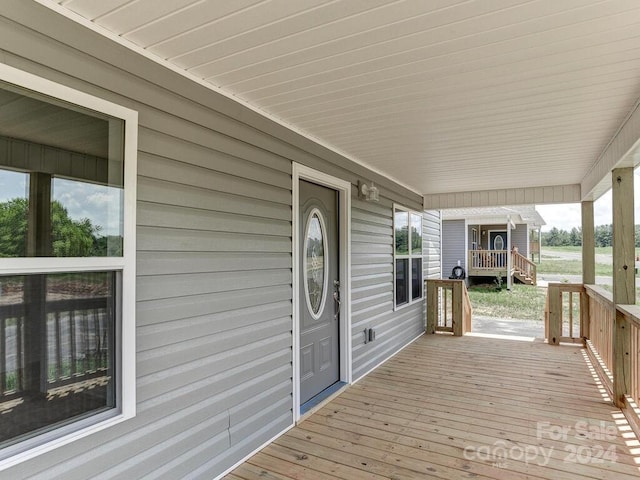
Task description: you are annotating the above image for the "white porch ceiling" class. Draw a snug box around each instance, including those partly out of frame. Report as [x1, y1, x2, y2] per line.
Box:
[51, 0, 640, 198]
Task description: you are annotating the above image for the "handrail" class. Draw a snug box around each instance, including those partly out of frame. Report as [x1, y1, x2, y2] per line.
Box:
[468, 250, 507, 270]
[544, 283, 586, 345]
[573, 285, 640, 439]
[512, 251, 537, 285]
[462, 283, 472, 334]
[426, 279, 472, 336]
[468, 250, 537, 285]
[584, 285, 614, 393]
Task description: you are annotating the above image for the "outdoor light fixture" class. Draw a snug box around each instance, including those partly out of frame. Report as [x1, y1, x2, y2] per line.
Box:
[358, 180, 379, 202]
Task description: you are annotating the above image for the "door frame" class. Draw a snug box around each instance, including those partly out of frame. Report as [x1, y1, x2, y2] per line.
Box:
[292, 163, 351, 422]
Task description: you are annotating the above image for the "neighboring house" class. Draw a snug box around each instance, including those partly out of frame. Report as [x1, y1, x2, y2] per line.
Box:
[0, 4, 442, 479]
[441, 206, 546, 286]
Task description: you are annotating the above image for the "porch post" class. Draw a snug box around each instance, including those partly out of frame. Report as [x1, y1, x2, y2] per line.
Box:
[612, 167, 635, 407]
[581, 201, 595, 285]
[24, 172, 52, 394]
[506, 217, 512, 290]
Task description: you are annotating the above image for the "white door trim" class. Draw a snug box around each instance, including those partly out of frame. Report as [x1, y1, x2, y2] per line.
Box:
[292, 163, 351, 422]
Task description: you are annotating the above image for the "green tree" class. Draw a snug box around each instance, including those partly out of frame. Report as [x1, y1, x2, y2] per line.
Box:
[0, 198, 99, 257]
[0, 198, 28, 257]
[543, 227, 562, 246]
[595, 224, 612, 247]
[52, 201, 96, 257]
[569, 227, 582, 246]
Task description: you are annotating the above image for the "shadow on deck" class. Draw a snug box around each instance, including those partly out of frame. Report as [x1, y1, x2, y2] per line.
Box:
[226, 334, 640, 480]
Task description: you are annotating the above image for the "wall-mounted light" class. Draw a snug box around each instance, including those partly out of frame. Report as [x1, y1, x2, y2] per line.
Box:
[358, 180, 379, 202]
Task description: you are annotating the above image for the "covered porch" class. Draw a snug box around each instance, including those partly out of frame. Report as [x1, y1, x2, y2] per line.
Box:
[225, 334, 640, 479]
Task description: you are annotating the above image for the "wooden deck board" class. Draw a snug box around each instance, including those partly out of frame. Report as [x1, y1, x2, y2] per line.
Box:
[225, 334, 640, 480]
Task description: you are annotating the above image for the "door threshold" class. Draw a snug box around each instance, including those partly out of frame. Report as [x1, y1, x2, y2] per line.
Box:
[299, 381, 347, 422]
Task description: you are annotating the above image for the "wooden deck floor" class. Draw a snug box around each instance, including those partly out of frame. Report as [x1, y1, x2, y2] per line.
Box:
[225, 334, 640, 480]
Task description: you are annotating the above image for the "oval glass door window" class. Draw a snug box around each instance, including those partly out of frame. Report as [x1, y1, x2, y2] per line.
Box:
[304, 209, 328, 318]
[493, 234, 504, 250]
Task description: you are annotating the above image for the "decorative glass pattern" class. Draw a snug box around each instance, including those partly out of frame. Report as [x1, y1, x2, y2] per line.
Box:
[304, 210, 327, 316]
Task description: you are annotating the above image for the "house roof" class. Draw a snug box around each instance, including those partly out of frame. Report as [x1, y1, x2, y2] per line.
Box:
[442, 205, 546, 227]
[43, 1, 640, 203]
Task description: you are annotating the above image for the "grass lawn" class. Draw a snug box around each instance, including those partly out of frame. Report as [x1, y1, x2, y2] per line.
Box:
[541, 245, 616, 255]
[467, 284, 547, 320]
[467, 245, 640, 320]
[536, 259, 612, 276]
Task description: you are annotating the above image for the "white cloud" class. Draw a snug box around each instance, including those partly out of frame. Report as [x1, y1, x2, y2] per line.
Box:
[0, 170, 28, 201]
[537, 170, 640, 231]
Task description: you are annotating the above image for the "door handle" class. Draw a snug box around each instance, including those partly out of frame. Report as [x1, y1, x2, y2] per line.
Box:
[333, 281, 341, 320]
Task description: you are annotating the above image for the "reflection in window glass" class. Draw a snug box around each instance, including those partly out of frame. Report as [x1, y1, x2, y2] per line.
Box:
[411, 213, 422, 254]
[0, 271, 116, 447]
[395, 258, 409, 306]
[394, 207, 423, 308]
[395, 210, 409, 255]
[412, 258, 423, 300]
[0, 82, 124, 258]
[52, 178, 123, 257]
[0, 169, 29, 258]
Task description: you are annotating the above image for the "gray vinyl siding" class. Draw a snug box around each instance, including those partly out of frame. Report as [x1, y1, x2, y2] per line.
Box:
[1, 3, 429, 479]
[441, 220, 466, 279]
[424, 210, 441, 279]
[512, 224, 529, 256]
[350, 195, 424, 381]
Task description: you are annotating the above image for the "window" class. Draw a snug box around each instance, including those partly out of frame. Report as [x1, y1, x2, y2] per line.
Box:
[0, 65, 136, 466]
[394, 206, 423, 308]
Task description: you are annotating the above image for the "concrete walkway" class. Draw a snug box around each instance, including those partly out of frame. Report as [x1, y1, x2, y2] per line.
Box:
[471, 315, 544, 338]
[537, 274, 613, 286]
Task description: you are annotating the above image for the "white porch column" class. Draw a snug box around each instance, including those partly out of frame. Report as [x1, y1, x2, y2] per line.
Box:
[581, 201, 595, 285]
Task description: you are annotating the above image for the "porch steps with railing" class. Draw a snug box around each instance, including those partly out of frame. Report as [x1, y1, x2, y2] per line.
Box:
[512, 251, 537, 285]
[468, 250, 537, 285]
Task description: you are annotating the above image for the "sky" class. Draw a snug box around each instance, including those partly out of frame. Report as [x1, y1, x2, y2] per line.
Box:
[535, 170, 640, 232]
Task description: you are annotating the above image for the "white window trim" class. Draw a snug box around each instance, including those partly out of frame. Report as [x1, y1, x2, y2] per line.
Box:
[0, 63, 137, 471]
[393, 204, 423, 310]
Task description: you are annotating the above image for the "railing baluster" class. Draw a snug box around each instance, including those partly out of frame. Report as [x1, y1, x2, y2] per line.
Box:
[1, 298, 108, 398]
[70, 309, 76, 376]
[92, 308, 100, 371]
[569, 292, 574, 338]
[17, 315, 23, 391]
[55, 311, 62, 381]
[83, 309, 90, 373]
[0, 317, 5, 395]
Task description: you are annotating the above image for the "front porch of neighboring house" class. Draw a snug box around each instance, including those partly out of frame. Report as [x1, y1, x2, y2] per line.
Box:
[442, 206, 544, 287]
[467, 248, 538, 286]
